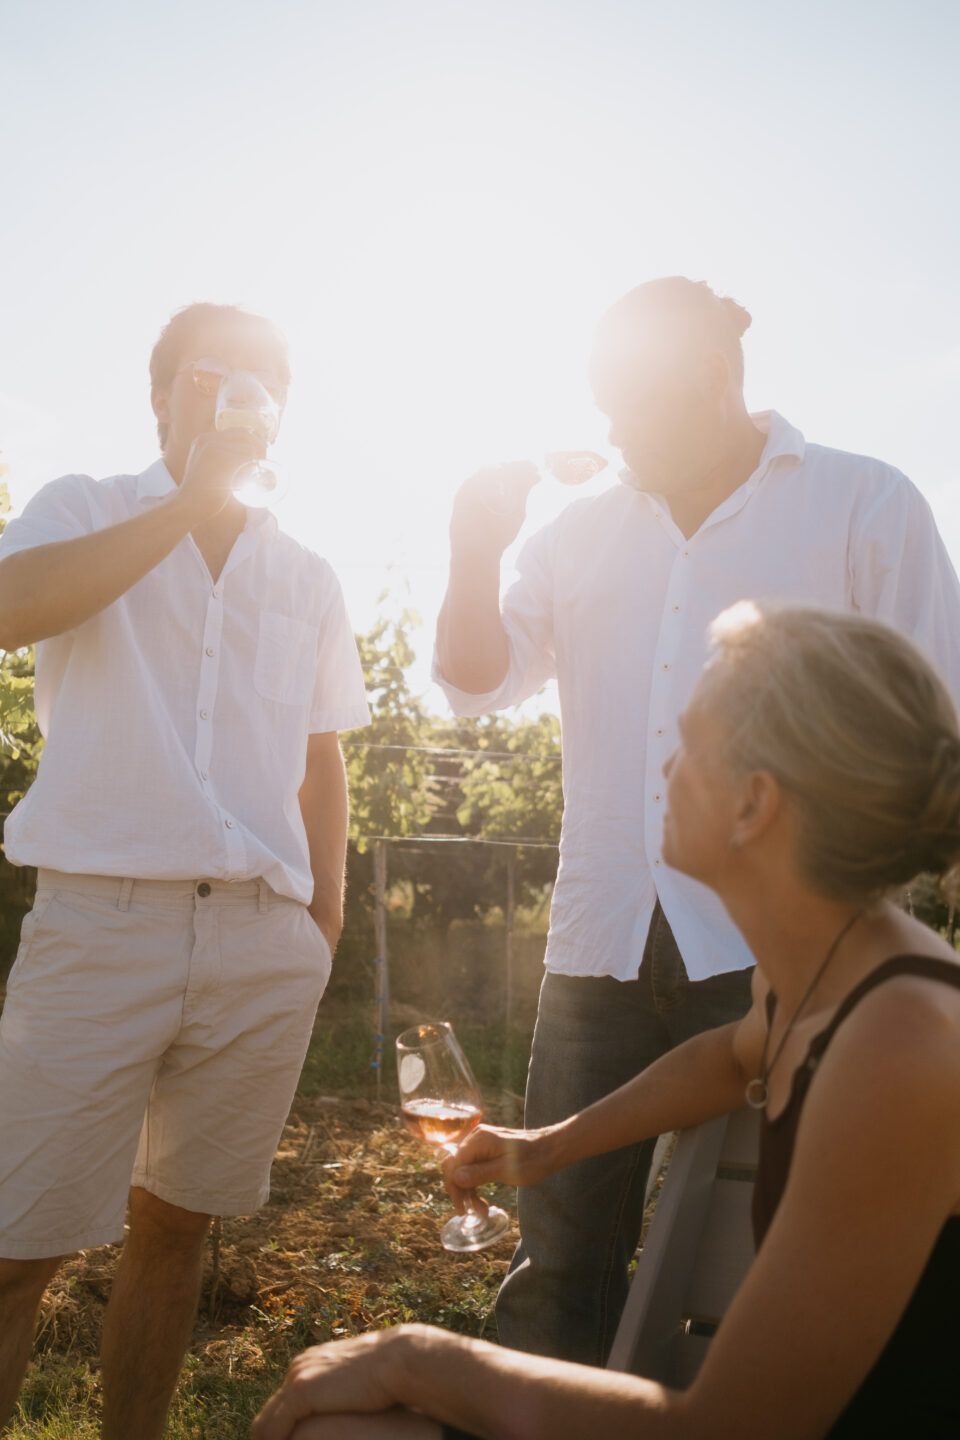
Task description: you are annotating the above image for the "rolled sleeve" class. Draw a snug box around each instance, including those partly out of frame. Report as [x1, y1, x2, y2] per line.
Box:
[0, 475, 96, 559]
[851, 470, 960, 711]
[308, 566, 371, 734]
[433, 526, 557, 716]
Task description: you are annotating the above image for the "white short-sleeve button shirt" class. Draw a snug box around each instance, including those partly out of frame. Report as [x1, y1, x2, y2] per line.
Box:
[0, 460, 370, 901]
[434, 412, 960, 982]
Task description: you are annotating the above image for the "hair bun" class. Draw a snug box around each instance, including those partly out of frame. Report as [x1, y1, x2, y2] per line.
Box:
[720, 296, 752, 338]
[928, 734, 960, 807]
[912, 734, 960, 874]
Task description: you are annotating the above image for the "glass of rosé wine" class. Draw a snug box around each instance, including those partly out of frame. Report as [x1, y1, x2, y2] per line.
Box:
[396, 1021, 510, 1253]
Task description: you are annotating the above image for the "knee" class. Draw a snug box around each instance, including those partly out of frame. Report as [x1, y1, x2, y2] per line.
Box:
[0, 1254, 64, 1302]
[127, 1187, 212, 1255]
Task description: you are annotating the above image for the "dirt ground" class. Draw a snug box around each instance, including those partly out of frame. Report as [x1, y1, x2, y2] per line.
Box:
[32, 1094, 518, 1382]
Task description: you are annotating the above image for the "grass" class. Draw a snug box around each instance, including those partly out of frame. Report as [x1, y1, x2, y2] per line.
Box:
[298, 1010, 534, 1103]
[5, 1009, 525, 1440]
[13, 1356, 281, 1440]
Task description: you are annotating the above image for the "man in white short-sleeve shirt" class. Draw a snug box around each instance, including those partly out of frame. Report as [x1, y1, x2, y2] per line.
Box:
[435, 277, 960, 1366]
[0, 303, 370, 1436]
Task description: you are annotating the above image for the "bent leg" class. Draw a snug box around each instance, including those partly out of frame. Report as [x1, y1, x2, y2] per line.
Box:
[0, 1255, 65, 1430]
[100, 1187, 212, 1440]
[495, 970, 670, 1365]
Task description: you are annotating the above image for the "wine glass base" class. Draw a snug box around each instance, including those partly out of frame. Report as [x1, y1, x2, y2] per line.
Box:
[440, 1205, 511, 1253]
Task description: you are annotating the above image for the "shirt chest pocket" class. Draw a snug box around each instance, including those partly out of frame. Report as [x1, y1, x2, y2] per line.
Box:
[254, 611, 319, 707]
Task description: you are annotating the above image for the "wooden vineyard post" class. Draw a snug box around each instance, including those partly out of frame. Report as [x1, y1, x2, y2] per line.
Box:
[505, 849, 517, 1032]
[373, 839, 390, 1099]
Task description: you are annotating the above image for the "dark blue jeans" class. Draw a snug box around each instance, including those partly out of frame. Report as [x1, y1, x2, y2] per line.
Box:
[495, 903, 754, 1366]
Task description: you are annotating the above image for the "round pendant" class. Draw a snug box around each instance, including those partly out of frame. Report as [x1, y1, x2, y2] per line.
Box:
[745, 1077, 768, 1110]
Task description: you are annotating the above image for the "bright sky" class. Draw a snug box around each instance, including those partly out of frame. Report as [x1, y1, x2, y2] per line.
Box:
[2, 0, 959, 706]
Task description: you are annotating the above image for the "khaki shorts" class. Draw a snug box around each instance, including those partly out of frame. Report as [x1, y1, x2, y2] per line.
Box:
[0, 870, 332, 1259]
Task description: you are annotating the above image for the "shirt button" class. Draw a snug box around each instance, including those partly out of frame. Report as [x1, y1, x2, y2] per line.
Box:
[673, 604, 681, 612]
[662, 663, 670, 671]
[212, 589, 221, 599]
[200, 709, 209, 720]
[225, 818, 234, 829]
[654, 793, 662, 802]
[205, 646, 215, 657]
[197, 882, 212, 897]
[654, 858, 662, 867]
[656, 728, 664, 737]
[200, 770, 209, 781]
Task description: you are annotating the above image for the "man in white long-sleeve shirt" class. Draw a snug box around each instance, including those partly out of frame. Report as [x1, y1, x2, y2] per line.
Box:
[434, 276, 960, 1366]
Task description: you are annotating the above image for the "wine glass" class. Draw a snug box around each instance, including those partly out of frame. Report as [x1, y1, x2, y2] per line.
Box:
[479, 449, 609, 517]
[396, 1022, 510, 1253]
[214, 371, 285, 508]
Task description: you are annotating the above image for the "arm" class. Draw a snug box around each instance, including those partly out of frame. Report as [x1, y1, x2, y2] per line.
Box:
[299, 731, 349, 952]
[253, 1325, 681, 1440]
[850, 469, 960, 707]
[443, 973, 768, 1205]
[255, 982, 960, 1440]
[0, 431, 261, 649]
[435, 463, 538, 694]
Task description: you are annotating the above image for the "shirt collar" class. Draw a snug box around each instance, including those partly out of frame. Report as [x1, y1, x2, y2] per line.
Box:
[618, 410, 806, 492]
[136, 458, 177, 502]
[752, 409, 805, 467]
[135, 458, 277, 539]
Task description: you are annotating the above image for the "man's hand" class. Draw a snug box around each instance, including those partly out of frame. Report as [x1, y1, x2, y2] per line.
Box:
[307, 903, 342, 956]
[174, 429, 266, 524]
[252, 1327, 427, 1440]
[441, 1123, 563, 1212]
[449, 461, 539, 559]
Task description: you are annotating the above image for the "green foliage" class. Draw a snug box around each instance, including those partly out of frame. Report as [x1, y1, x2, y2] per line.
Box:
[345, 596, 436, 851]
[455, 711, 562, 906]
[335, 603, 562, 941]
[456, 712, 563, 845]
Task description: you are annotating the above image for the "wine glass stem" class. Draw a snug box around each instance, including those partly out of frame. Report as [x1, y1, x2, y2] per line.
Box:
[441, 1142, 483, 1227]
[461, 1195, 483, 1228]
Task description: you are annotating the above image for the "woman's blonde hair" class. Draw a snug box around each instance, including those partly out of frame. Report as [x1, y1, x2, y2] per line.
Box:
[705, 601, 960, 901]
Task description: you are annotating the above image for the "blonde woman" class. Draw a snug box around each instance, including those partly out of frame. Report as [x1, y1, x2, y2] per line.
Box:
[254, 603, 960, 1440]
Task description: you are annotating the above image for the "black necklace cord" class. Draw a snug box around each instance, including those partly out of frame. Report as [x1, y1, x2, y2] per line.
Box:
[745, 909, 863, 1110]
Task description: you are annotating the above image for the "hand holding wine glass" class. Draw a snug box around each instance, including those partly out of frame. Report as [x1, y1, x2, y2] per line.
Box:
[450, 462, 540, 557]
[214, 370, 285, 508]
[452, 448, 610, 552]
[396, 1022, 510, 1253]
[441, 1120, 560, 1213]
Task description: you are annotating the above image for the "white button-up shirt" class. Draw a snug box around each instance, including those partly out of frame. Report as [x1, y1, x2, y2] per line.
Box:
[434, 412, 960, 981]
[0, 460, 370, 901]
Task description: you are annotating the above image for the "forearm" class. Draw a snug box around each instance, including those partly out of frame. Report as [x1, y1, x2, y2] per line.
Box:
[391, 1326, 688, 1440]
[436, 547, 509, 695]
[553, 1022, 745, 1168]
[299, 737, 349, 945]
[0, 490, 200, 648]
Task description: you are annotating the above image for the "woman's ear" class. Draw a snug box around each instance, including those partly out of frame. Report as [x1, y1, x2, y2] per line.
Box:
[731, 770, 781, 849]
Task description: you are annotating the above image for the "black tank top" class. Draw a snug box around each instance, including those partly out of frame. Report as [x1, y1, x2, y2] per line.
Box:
[753, 955, 960, 1439]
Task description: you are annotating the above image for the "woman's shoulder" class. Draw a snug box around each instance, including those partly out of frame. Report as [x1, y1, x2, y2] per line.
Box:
[820, 955, 960, 1099]
[845, 950, 960, 1021]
